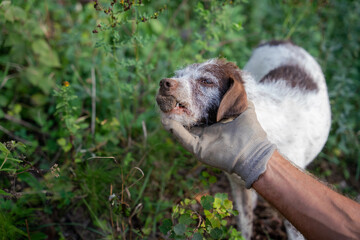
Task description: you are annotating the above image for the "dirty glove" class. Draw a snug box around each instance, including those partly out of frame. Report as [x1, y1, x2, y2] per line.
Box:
[162, 101, 276, 188]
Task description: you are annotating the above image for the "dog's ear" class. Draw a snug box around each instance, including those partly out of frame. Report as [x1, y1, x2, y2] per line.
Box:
[216, 62, 248, 122]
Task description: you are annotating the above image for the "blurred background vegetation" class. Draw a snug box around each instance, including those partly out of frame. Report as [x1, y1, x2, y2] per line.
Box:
[0, 0, 359, 239]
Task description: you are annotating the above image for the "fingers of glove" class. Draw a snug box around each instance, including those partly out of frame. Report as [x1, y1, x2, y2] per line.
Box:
[161, 118, 198, 152]
[189, 126, 204, 136]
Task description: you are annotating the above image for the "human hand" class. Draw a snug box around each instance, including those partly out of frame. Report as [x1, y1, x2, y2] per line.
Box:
[162, 101, 276, 188]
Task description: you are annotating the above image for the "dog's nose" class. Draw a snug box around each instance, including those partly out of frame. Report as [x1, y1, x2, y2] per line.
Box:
[159, 78, 178, 91]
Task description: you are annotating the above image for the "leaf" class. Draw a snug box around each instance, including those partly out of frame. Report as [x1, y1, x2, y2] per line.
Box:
[0, 142, 10, 154]
[0, 189, 11, 196]
[159, 219, 172, 235]
[32, 39, 60, 67]
[208, 175, 217, 184]
[57, 138, 66, 147]
[192, 232, 203, 240]
[223, 199, 233, 210]
[201, 171, 209, 177]
[213, 198, 222, 209]
[210, 227, 223, 239]
[214, 193, 228, 201]
[0, 1, 11, 8]
[200, 195, 214, 211]
[4, 7, 14, 22]
[11, 6, 26, 21]
[173, 223, 186, 236]
[179, 214, 194, 225]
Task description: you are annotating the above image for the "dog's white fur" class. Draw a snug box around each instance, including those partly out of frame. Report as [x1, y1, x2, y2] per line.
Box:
[157, 41, 331, 239]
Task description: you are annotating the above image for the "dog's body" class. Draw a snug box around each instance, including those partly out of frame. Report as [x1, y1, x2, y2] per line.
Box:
[157, 41, 331, 239]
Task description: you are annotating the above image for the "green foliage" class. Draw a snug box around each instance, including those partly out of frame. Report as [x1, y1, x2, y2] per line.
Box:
[0, 141, 26, 173]
[160, 193, 243, 240]
[0, 0, 359, 238]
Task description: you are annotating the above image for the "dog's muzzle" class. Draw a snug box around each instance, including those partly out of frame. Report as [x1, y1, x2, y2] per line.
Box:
[156, 94, 177, 113]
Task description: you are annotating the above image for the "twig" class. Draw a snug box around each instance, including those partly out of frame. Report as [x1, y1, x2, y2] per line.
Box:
[87, 156, 118, 164]
[141, 120, 147, 145]
[0, 151, 9, 170]
[91, 67, 96, 138]
[4, 114, 48, 136]
[0, 124, 31, 145]
[0, 74, 16, 90]
[109, 184, 115, 231]
[25, 219, 31, 240]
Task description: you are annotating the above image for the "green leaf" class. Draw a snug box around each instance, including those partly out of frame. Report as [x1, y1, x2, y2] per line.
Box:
[208, 175, 217, 184]
[57, 138, 66, 147]
[200, 195, 214, 211]
[4, 7, 14, 22]
[209, 215, 221, 228]
[192, 232, 203, 240]
[32, 39, 60, 67]
[159, 219, 172, 235]
[223, 199, 233, 210]
[0, 142, 10, 154]
[173, 223, 186, 236]
[201, 171, 209, 177]
[11, 6, 26, 21]
[0, 1, 11, 8]
[210, 227, 223, 239]
[214, 193, 228, 201]
[0, 189, 11, 196]
[213, 198, 222, 209]
[179, 214, 194, 225]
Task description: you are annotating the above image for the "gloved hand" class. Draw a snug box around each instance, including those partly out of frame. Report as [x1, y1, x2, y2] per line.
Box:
[162, 101, 276, 188]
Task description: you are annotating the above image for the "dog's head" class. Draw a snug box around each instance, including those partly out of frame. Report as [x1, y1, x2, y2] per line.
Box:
[156, 58, 248, 126]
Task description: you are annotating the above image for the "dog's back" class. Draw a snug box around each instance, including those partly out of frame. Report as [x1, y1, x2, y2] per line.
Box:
[243, 40, 331, 168]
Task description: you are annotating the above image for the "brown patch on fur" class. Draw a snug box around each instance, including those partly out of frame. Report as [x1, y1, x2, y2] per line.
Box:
[257, 40, 295, 48]
[260, 65, 318, 91]
[216, 61, 248, 122]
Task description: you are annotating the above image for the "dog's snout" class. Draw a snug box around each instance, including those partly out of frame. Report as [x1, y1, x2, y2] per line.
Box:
[159, 78, 178, 91]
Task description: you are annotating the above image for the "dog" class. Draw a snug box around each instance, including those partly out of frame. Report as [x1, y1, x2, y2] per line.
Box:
[156, 40, 331, 239]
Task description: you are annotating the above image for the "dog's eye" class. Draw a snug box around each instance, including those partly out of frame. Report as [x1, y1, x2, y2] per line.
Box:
[199, 78, 213, 85]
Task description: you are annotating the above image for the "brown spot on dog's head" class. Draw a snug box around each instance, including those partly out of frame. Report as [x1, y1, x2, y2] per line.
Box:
[260, 65, 318, 92]
[215, 60, 248, 122]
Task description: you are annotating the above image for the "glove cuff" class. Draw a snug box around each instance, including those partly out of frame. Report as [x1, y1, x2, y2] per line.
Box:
[233, 141, 276, 189]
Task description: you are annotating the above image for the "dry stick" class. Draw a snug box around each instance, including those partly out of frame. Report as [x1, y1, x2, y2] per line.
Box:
[4, 114, 48, 136]
[91, 67, 96, 139]
[109, 184, 115, 234]
[0, 74, 16, 90]
[0, 151, 9, 170]
[25, 219, 31, 240]
[0, 124, 30, 145]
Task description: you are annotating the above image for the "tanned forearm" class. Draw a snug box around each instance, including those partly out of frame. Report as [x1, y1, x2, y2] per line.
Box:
[252, 151, 360, 240]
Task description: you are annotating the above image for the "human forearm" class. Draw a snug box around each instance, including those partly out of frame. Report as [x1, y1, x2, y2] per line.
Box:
[252, 151, 360, 240]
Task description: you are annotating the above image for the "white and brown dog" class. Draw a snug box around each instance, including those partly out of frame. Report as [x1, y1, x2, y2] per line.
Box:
[157, 40, 331, 239]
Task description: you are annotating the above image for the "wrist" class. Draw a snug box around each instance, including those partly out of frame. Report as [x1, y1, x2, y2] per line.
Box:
[233, 141, 276, 188]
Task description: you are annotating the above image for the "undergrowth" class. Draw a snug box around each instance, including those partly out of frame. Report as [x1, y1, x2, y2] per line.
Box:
[0, 0, 359, 239]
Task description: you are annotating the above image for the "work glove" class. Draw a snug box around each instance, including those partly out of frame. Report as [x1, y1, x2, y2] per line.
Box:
[162, 101, 276, 188]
